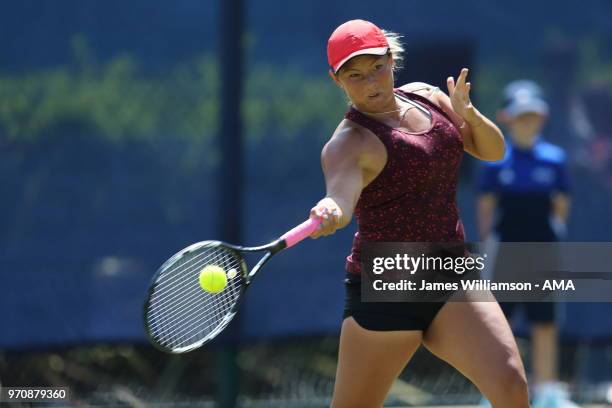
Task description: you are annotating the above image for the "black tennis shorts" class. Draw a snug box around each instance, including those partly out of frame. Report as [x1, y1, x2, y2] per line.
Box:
[343, 272, 447, 332]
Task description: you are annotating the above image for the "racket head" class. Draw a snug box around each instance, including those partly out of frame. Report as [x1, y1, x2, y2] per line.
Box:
[143, 240, 248, 353]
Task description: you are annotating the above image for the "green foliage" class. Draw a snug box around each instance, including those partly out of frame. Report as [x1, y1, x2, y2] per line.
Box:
[576, 36, 612, 86]
[0, 38, 345, 145]
[244, 63, 344, 141]
[4, 34, 609, 147]
[467, 35, 612, 117]
[473, 57, 530, 117]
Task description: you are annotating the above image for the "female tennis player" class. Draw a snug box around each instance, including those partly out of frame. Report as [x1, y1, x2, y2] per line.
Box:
[309, 20, 530, 408]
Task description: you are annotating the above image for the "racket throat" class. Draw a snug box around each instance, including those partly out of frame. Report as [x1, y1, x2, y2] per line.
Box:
[268, 238, 287, 254]
[247, 251, 272, 281]
[246, 240, 285, 281]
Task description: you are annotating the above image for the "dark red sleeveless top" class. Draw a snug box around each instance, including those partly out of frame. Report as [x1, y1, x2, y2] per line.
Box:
[346, 89, 466, 274]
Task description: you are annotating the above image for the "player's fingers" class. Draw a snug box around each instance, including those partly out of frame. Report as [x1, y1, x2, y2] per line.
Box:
[457, 68, 468, 86]
[321, 213, 336, 233]
[309, 208, 319, 221]
[309, 216, 324, 239]
[458, 72, 469, 92]
[309, 208, 324, 238]
[311, 206, 327, 219]
[447, 76, 455, 95]
[320, 211, 341, 236]
[330, 208, 340, 225]
[317, 206, 330, 217]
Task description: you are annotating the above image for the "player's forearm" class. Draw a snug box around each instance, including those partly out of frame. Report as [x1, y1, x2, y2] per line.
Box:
[322, 169, 362, 229]
[467, 108, 506, 161]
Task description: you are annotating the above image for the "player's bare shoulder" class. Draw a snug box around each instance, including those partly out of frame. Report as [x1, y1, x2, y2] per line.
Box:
[326, 119, 374, 155]
[322, 119, 386, 174]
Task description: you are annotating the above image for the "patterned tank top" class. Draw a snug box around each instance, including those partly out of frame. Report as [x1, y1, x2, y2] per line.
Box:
[346, 88, 466, 274]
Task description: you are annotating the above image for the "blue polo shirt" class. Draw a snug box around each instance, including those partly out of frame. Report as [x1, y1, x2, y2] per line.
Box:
[478, 137, 570, 241]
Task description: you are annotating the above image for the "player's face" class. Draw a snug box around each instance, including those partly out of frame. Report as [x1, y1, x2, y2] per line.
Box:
[507, 112, 547, 144]
[332, 54, 396, 112]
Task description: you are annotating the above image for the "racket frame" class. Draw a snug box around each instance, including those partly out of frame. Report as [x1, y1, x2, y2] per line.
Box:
[143, 238, 287, 353]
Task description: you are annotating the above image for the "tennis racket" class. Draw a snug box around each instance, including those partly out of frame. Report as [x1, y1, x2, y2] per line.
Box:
[143, 217, 321, 353]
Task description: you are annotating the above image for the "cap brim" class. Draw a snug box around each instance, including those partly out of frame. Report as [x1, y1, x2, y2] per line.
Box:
[332, 47, 389, 73]
[506, 100, 549, 118]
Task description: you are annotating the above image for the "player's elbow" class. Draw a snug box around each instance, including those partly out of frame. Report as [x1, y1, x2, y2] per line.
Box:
[477, 144, 505, 162]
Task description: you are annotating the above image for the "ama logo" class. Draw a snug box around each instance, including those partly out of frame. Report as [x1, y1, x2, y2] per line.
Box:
[542, 280, 575, 290]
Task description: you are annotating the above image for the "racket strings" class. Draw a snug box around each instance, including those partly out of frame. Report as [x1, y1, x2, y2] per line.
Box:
[156, 248, 242, 331]
[149, 245, 240, 313]
[145, 244, 245, 351]
[148, 250, 227, 316]
[149, 248, 242, 349]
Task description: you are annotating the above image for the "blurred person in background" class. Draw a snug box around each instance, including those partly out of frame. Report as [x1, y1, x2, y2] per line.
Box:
[477, 80, 577, 408]
[307, 19, 531, 408]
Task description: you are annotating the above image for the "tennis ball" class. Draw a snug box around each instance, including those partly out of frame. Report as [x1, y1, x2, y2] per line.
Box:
[199, 265, 227, 294]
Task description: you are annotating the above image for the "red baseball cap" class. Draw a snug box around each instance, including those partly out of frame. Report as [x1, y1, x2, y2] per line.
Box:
[327, 19, 389, 73]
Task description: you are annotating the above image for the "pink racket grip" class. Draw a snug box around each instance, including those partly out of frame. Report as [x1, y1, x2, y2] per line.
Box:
[280, 218, 322, 248]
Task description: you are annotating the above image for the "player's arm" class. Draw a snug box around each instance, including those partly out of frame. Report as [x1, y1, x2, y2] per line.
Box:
[436, 89, 504, 161]
[477, 193, 498, 241]
[401, 75, 505, 161]
[310, 127, 367, 238]
[399, 82, 473, 139]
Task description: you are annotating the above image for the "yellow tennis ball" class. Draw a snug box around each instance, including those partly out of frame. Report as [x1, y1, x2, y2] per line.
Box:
[199, 265, 227, 294]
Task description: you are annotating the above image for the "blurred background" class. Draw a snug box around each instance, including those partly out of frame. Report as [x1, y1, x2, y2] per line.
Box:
[1, 0, 612, 406]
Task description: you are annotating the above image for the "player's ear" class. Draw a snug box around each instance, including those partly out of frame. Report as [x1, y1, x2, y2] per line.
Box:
[329, 70, 343, 89]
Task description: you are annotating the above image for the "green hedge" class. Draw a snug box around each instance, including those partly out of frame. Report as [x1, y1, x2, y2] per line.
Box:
[0, 52, 345, 144]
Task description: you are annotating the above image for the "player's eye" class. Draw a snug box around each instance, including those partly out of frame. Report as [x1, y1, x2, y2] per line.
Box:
[374, 64, 384, 70]
[349, 73, 361, 79]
